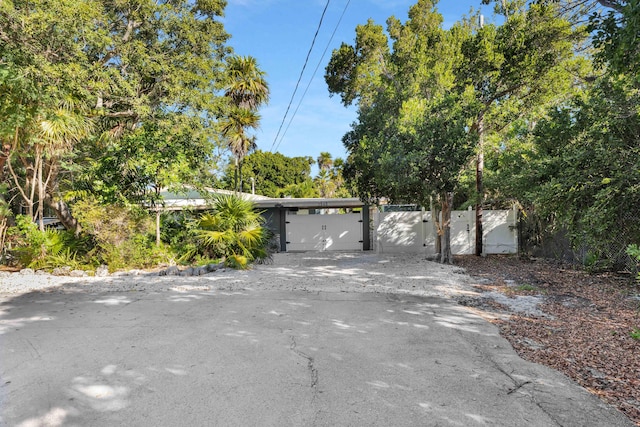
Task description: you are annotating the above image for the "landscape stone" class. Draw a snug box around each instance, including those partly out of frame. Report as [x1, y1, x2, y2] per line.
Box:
[194, 266, 208, 276]
[161, 266, 180, 276]
[95, 265, 109, 277]
[70, 270, 88, 277]
[179, 267, 194, 277]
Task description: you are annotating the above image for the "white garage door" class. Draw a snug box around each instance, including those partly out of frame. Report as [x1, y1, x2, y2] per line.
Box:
[286, 212, 363, 252]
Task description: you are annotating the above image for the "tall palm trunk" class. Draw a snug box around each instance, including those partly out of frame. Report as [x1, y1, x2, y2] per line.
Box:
[234, 157, 239, 193]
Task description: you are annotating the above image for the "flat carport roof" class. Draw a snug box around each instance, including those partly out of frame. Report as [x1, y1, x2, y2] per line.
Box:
[158, 192, 366, 211]
[252, 198, 364, 209]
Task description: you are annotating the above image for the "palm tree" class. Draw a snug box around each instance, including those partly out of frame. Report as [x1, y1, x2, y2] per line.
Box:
[6, 99, 92, 232]
[220, 107, 260, 192]
[225, 56, 269, 110]
[196, 194, 269, 269]
[317, 152, 333, 172]
[36, 103, 92, 231]
[223, 55, 269, 192]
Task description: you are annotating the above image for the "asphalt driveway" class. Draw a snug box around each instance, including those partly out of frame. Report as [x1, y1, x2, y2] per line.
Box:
[0, 255, 633, 426]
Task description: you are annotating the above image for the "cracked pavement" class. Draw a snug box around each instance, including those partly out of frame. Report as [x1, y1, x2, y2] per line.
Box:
[0, 253, 634, 426]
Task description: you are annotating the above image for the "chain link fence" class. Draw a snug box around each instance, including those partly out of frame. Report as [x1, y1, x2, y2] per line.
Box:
[518, 209, 639, 276]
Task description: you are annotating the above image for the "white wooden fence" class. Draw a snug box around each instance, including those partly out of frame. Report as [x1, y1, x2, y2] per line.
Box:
[374, 206, 518, 255]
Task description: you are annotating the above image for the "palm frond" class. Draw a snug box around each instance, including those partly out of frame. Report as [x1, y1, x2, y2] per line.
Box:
[198, 229, 232, 246]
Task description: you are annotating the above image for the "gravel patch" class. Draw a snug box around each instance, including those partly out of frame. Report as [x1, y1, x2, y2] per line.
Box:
[0, 252, 477, 297]
[482, 291, 547, 317]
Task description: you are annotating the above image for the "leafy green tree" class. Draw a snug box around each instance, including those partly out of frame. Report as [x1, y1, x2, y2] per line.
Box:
[76, 120, 216, 244]
[458, 0, 580, 254]
[327, 0, 477, 262]
[220, 150, 314, 197]
[0, 0, 232, 231]
[489, 71, 640, 268]
[279, 180, 320, 198]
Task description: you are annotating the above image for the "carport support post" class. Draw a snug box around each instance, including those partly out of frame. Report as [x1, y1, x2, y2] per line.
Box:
[279, 207, 287, 252]
[363, 205, 370, 251]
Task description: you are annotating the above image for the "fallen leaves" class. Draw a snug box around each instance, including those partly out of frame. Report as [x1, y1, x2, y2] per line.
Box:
[456, 255, 640, 426]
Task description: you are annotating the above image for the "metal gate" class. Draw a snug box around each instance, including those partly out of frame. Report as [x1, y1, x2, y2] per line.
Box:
[285, 212, 363, 252]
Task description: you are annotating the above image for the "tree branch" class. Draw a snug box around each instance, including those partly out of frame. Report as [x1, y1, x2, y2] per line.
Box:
[597, 0, 625, 13]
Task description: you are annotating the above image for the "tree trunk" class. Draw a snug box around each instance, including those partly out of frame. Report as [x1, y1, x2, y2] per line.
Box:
[156, 209, 161, 247]
[155, 185, 161, 246]
[37, 148, 45, 231]
[43, 160, 80, 235]
[440, 192, 454, 264]
[47, 197, 81, 235]
[7, 147, 37, 221]
[475, 113, 485, 256]
[238, 158, 244, 193]
[234, 157, 239, 193]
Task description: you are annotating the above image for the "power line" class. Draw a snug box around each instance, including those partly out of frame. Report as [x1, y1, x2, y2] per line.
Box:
[274, 0, 351, 153]
[269, 0, 331, 152]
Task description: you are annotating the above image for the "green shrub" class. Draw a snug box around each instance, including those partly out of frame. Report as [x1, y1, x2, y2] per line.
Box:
[7, 215, 89, 269]
[626, 244, 640, 281]
[73, 199, 167, 271]
[194, 194, 270, 268]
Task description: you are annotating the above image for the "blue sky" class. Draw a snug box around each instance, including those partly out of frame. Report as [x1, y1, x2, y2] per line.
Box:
[222, 0, 493, 169]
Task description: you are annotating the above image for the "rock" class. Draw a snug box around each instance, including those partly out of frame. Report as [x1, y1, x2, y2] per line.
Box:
[128, 269, 146, 276]
[51, 266, 73, 276]
[193, 266, 208, 276]
[207, 262, 224, 272]
[35, 270, 49, 275]
[0, 271, 10, 278]
[160, 266, 180, 276]
[19, 268, 35, 275]
[179, 267, 194, 277]
[95, 265, 109, 277]
[70, 270, 88, 277]
[111, 271, 130, 277]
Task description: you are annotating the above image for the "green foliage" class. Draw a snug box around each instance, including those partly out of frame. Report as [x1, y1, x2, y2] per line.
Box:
[194, 194, 269, 268]
[224, 254, 250, 270]
[328, 1, 472, 207]
[7, 215, 87, 269]
[0, 0, 234, 231]
[220, 150, 315, 197]
[630, 327, 640, 341]
[78, 121, 215, 205]
[627, 245, 640, 281]
[73, 199, 169, 270]
[590, 0, 640, 80]
[515, 284, 538, 292]
[315, 153, 352, 198]
[278, 179, 320, 198]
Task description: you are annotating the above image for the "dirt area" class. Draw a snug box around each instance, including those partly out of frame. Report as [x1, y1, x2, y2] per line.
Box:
[456, 255, 640, 426]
